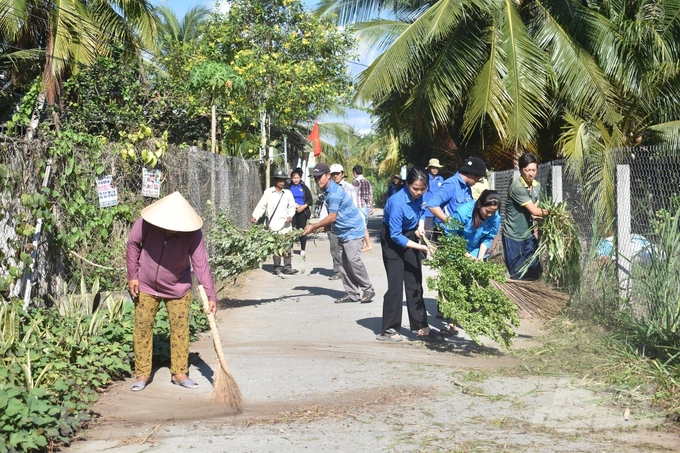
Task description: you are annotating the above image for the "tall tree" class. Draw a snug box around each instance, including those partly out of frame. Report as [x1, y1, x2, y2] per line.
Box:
[0, 0, 157, 109]
[318, 0, 679, 157]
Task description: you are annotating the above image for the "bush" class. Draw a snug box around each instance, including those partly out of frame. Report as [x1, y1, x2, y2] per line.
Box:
[0, 289, 209, 451]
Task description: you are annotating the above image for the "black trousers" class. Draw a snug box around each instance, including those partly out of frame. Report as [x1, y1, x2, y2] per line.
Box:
[291, 211, 308, 250]
[380, 223, 428, 333]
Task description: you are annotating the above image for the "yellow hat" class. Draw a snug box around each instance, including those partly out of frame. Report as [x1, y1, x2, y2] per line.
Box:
[141, 192, 203, 232]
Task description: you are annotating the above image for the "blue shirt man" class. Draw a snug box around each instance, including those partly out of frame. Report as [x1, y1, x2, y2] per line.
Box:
[303, 163, 375, 303]
[427, 157, 487, 226]
[324, 180, 365, 241]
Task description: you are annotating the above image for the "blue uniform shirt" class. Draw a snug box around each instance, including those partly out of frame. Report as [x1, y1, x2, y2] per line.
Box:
[423, 174, 444, 218]
[383, 186, 426, 248]
[289, 183, 305, 205]
[448, 200, 500, 258]
[325, 180, 365, 241]
[426, 173, 473, 225]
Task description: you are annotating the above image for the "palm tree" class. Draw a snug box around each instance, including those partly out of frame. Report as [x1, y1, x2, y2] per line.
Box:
[155, 4, 211, 58]
[319, 0, 680, 230]
[0, 0, 157, 135]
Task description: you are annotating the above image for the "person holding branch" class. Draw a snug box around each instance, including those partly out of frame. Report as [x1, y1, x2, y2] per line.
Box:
[377, 167, 440, 342]
[303, 163, 375, 304]
[126, 192, 218, 392]
[448, 189, 502, 261]
[502, 153, 547, 280]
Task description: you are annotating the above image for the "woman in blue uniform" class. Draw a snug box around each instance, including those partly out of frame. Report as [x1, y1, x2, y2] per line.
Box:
[449, 189, 501, 261]
[377, 167, 439, 342]
[287, 168, 313, 255]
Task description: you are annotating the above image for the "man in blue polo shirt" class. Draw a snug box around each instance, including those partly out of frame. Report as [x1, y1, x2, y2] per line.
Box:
[303, 163, 375, 303]
[427, 157, 487, 226]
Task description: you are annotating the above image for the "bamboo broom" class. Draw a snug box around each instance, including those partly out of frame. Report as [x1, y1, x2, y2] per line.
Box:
[197, 285, 242, 411]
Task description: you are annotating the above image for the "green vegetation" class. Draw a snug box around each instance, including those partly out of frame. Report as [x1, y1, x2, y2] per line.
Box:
[209, 215, 302, 283]
[0, 281, 209, 452]
[427, 223, 519, 349]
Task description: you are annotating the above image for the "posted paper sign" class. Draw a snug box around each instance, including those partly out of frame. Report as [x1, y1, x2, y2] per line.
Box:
[142, 168, 162, 198]
[96, 175, 118, 208]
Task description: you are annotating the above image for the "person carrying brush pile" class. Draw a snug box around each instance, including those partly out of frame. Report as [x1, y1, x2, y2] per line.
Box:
[502, 153, 548, 280]
[126, 191, 218, 392]
[426, 156, 487, 330]
[251, 169, 299, 275]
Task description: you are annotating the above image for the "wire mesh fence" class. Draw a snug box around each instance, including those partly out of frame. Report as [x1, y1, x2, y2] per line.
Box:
[0, 137, 263, 304]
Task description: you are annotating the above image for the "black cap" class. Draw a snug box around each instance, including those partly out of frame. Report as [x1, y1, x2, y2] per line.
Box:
[272, 169, 288, 179]
[459, 157, 487, 176]
[312, 163, 330, 176]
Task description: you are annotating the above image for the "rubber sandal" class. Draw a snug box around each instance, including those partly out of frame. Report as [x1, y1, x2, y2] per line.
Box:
[171, 378, 198, 389]
[414, 329, 444, 343]
[376, 329, 403, 342]
[439, 324, 459, 337]
[130, 381, 147, 392]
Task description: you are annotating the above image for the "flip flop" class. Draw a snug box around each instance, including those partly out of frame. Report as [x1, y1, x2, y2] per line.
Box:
[130, 381, 147, 392]
[171, 378, 199, 389]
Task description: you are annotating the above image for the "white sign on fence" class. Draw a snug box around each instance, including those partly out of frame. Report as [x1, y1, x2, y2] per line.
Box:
[96, 175, 118, 208]
[141, 168, 162, 198]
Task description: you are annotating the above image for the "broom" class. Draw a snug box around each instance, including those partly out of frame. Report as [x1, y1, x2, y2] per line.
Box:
[490, 279, 569, 319]
[197, 285, 242, 411]
[422, 236, 569, 319]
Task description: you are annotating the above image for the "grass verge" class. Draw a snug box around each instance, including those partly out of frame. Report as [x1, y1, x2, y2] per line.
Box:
[512, 317, 680, 424]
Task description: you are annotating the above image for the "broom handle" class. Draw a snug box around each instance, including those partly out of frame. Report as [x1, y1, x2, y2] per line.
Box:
[198, 285, 233, 375]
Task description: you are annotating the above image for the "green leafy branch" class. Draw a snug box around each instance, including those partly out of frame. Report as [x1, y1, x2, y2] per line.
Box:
[426, 220, 519, 349]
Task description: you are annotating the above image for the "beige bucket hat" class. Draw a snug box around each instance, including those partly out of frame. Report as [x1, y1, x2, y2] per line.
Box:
[141, 191, 203, 232]
[427, 158, 443, 169]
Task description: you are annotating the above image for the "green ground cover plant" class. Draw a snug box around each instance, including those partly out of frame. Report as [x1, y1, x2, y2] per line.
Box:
[0, 281, 210, 452]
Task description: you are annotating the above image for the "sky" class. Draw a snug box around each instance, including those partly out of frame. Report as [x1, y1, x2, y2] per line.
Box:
[154, 0, 374, 135]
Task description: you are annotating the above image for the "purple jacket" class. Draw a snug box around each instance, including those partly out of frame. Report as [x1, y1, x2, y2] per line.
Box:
[126, 218, 217, 301]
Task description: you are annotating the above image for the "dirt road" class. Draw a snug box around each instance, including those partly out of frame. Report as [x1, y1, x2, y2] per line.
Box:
[65, 217, 677, 452]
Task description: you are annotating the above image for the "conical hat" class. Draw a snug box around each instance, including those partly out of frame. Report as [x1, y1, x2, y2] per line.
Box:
[141, 192, 203, 232]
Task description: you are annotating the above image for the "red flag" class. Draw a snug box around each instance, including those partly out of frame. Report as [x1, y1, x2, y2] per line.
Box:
[308, 122, 322, 157]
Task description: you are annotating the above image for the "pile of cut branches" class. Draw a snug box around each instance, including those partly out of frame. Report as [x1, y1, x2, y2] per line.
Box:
[209, 214, 301, 282]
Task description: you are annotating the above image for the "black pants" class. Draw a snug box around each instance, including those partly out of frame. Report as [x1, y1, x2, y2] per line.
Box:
[291, 211, 308, 251]
[380, 223, 428, 333]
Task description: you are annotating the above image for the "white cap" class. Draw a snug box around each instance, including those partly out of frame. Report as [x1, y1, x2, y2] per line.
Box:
[329, 163, 344, 174]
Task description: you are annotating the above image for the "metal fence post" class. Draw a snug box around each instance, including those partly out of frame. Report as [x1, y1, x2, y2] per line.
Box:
[551, 165, 563, 202]
[616, 164, 632, 298]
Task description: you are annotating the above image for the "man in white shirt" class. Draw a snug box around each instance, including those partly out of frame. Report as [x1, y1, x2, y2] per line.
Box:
[251, 170, 298, 275]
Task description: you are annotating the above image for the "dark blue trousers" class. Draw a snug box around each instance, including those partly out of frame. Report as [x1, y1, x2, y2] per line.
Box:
[502, 234, 542, 280]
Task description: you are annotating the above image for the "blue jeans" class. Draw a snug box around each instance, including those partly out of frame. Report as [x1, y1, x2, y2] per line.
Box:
[502, 234, 542, 280]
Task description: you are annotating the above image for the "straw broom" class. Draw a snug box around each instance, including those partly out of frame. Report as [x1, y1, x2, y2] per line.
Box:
[197, 285, 242, 411]
[490, 279, 569, 319]
[422, 236, 568, 319]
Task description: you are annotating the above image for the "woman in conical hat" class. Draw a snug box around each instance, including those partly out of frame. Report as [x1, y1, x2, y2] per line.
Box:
[126, 191, 217, 392]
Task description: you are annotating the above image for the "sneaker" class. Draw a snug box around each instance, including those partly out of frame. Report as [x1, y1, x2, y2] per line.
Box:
[328, 273, 342, 281]
[335, 295, 358, 304]
[300, 251, 307, 257]
[282, 268, 299, 275]
[376, 329, 403, 342]
[359, 290, 376, 303]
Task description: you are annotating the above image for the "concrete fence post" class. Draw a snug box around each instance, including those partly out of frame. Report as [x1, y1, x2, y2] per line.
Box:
[488, 171, 495, 190]
[616, 164, 632, 298]
[552, 166, 563, 202]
